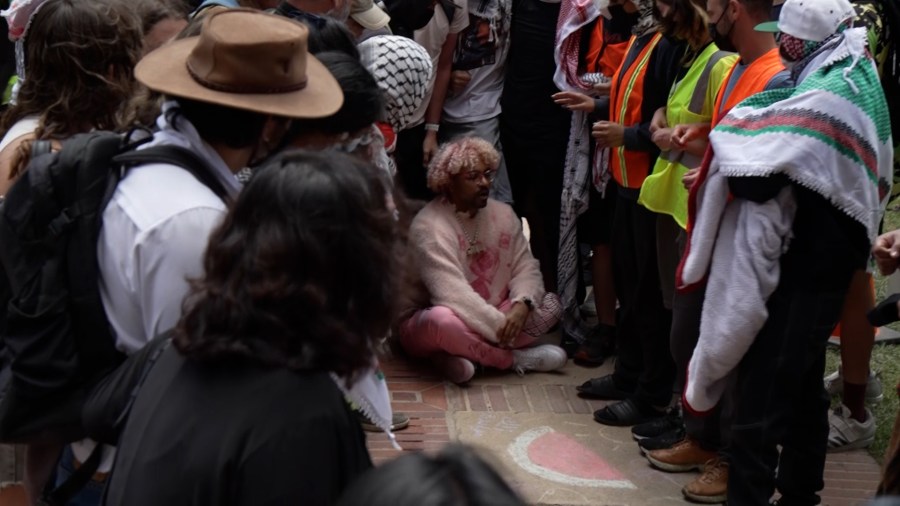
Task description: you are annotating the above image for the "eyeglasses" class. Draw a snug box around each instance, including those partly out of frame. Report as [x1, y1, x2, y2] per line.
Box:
[463, 169, 496, 183]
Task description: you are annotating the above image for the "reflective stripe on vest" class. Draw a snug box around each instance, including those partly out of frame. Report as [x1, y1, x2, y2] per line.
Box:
[610, 33, 663, 189]
[711, 47, 785, 126]
[638, 45, 735, 228]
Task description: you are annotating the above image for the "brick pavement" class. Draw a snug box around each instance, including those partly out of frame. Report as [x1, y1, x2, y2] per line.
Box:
[0, 355, 883, 506]
[370, 354, 886, 506]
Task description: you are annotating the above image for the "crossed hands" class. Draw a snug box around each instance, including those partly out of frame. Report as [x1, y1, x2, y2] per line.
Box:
[496, 301, 530, 348]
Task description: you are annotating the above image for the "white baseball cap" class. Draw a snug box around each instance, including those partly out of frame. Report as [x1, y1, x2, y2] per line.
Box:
[756, 0, 855, 42]
[350, 0, 391, 30]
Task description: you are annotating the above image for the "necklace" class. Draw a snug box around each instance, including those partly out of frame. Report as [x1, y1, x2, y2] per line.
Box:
[454, 210, 483, 256]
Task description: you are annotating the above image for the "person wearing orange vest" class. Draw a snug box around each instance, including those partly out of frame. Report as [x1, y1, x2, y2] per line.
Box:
[632, 0, 790, 502]
[575, 0, 688, 428]
[584, 9, 634, 76]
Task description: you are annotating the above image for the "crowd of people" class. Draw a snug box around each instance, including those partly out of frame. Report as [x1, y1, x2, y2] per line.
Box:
[0, 0, 897, 504]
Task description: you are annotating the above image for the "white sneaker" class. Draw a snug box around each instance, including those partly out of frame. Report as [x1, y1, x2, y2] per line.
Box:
[432, 355, 476, 384]
[827, 404, 876, 452]
[512, 345, 568, 375]
[823, 366, 884, 404]
[580, 291, 598, 317]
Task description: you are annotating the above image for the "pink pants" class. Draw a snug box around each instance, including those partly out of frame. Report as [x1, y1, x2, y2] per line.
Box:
[399, 293, 562, 370]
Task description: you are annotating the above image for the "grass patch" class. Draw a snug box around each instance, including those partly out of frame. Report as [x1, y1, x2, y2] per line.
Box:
[828, 206, 900, 462]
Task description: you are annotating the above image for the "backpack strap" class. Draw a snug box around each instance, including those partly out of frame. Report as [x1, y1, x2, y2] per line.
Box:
[30, 140, 53, 159]
[39, 444, 103, 506]
[440, 0, 456, 24]
[112, 145, 231, 203]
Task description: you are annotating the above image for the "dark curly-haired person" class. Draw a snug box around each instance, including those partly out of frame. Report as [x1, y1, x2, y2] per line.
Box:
[103, 151, 399, 506]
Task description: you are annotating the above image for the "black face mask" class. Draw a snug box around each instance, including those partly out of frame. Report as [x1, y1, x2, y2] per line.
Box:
[606, 5, 639, 43]
[708, 10, 737, 53]
[408, 4, 437, 32]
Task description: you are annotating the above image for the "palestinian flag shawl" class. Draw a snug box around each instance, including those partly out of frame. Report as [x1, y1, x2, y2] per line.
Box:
[677, 27, 893, 413]
[708, 27, 892, 242]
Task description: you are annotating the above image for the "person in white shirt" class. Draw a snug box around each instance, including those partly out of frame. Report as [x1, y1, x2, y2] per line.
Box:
[392, 0, 469, 200]
[438, 0, 514, 204]
[99, 10, 343, 354]
[57, 10, 345, 505]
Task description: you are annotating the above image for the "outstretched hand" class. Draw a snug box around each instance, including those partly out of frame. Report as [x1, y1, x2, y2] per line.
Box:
[552, 91, 596, 113]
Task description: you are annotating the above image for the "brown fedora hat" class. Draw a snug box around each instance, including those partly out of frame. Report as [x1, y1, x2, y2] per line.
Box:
[135, 9, 343, 118]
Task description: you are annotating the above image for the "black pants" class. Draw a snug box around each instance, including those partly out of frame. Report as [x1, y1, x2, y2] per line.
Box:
[671, 285, 733, 452]
[727, 273, 849, 505]
[726, 187, 868, 506]
[500, 0, 570, 292]
[501, 131, 565, 293]
[394, 123, 433, 202]
[611, 193, 674, 408]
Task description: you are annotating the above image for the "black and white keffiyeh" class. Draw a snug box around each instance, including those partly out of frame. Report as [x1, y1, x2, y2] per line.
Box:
[358, 35, 434, 132]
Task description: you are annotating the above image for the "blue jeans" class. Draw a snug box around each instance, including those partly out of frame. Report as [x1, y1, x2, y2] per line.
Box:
[54, 446, 106, 506]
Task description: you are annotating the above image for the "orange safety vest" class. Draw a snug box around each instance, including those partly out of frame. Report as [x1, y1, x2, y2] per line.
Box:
[609, 32, 663, 189]
[711, 47, 785, 126]
[584, 19, 630, 77]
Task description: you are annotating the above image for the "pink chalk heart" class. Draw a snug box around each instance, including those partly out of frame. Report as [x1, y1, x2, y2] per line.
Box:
[526, 431, 626, 481]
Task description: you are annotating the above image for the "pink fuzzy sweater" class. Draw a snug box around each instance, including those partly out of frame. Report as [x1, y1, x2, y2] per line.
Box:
[408, 198, 546, 342]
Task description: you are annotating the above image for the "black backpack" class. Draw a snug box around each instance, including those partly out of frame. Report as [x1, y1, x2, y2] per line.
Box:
[386, 0, 458, 38]
[0, 130, 229, 444]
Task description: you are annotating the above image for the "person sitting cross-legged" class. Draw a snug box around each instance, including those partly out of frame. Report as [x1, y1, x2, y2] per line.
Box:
[398, 137, 567, 384]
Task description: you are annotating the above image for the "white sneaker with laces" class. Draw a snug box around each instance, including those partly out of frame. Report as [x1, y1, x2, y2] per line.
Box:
[826, 404, 875, 452]
[512, 345, 568, 375]
[823, 366, 884, 404]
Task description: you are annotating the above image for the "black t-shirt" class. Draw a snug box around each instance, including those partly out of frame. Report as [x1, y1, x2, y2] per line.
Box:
[103, 347, 372, 506]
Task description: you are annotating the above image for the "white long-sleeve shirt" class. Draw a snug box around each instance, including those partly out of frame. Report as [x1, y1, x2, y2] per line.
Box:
[80, 105, 240, 471]
[98, 104, 240, 354]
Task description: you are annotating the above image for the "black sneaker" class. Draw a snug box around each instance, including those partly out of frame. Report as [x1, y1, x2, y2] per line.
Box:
[559, 331, 580, 358]
[632, 407, 682, 440]
[573, 324, 616, 367]
[638, 426, 686, 455]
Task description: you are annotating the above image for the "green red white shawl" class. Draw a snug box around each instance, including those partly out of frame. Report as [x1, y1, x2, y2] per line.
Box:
[675, 28, 893, 414]
[708, 27, 892, 242]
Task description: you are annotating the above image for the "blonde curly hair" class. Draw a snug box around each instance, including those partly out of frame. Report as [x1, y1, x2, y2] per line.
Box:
[426, 137, 500, 193]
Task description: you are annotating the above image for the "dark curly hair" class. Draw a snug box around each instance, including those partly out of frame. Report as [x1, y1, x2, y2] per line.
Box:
[287, 51, 384, 140]
[0, 0, 142, 179]
[336, 444, 526, 505]
[174, 150, 399, 384]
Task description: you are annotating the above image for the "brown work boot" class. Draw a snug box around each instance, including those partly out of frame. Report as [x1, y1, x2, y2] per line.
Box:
[646, 437, 717, 472]
[682, 457, 728, 504]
